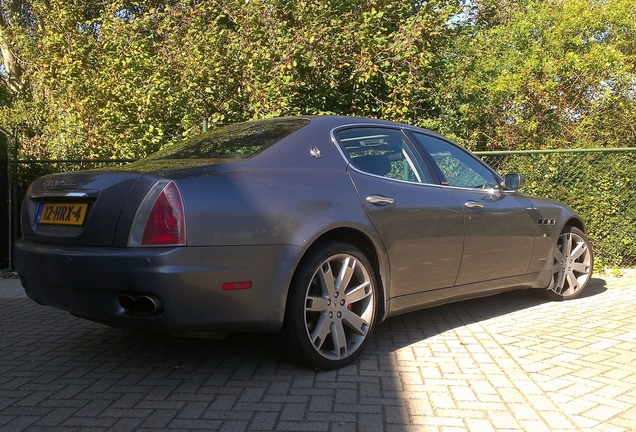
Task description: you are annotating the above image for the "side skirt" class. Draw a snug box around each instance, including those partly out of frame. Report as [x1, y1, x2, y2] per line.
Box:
[385, 271, 551, 319]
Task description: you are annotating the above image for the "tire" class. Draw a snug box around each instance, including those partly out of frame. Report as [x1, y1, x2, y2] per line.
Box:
[275, 241, 379, 370]
[545, 226, 593, 301]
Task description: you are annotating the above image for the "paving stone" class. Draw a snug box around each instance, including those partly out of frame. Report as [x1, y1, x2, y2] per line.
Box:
[248, 412, 278, 431]
[2, 276, 636, 430]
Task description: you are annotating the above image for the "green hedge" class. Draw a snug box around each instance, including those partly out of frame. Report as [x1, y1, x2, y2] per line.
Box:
[479, 150, 636, 270]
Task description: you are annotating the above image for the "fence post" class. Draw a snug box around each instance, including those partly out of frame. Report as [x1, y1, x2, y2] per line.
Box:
[0, 128, 11, 270]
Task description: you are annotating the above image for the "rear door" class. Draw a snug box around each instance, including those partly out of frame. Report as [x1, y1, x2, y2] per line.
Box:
[335, 126, 464, 297]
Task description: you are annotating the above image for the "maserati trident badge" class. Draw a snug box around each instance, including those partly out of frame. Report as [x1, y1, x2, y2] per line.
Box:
[310, 146, 322, 159]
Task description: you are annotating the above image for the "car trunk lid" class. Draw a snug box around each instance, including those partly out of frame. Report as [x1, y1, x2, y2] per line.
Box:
[21, 171, 150, 247]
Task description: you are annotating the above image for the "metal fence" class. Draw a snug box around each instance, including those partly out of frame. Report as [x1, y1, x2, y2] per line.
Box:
[6, 148, 636, 271]
[476, 148, 636, 270]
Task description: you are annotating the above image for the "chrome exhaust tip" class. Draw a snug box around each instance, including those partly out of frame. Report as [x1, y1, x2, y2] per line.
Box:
[119, 293, 138, 312]
[119, 293, 164, 314]
[137, 295, 164, 313]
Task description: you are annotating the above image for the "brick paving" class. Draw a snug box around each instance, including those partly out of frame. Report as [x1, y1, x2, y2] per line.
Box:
[1, 275, 635, 431]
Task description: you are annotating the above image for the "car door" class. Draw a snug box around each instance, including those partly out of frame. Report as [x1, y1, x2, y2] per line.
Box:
[411, 132, 538, 286]
[334, 126, 465, 297]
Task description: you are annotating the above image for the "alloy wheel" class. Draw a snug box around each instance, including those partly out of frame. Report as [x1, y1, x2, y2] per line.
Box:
[303, 253, 375, 361]
[550, 227, 593, 299]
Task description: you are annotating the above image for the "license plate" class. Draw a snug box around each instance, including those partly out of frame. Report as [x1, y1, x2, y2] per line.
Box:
[36, 203, 89, 226]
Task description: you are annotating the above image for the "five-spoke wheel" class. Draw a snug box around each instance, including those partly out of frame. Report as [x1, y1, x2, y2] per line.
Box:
[276, 241, 378, 370]
[547, 226, 593, 300]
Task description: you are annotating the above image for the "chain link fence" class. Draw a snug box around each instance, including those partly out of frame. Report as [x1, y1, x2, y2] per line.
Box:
[7, 148, 636, 272]
[476, 149, 636, 270]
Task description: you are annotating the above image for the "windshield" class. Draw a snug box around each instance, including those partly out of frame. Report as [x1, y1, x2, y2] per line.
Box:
[149, 117, 310, 160]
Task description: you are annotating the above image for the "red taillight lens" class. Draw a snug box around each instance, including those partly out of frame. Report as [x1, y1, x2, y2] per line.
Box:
[142, 183, 185, 245]
[129, 180, 186, 246]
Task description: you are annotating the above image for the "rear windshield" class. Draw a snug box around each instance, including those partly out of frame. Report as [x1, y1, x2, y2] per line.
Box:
[150, 117, 310, 160]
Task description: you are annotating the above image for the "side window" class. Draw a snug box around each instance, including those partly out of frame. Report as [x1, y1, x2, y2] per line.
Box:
[335, 127, 432, 183]
[413, 133, 498, 188]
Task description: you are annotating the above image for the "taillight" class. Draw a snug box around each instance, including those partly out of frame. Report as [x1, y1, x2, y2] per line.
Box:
[128, 180, 186, 246]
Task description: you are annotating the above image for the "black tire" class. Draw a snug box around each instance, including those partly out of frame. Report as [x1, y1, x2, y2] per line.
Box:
[274, 241, 379, 370]
[545, 226, 593, 301]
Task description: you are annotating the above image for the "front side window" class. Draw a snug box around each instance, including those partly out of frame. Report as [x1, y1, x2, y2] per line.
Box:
[413, 133, 499, 188]
[335, 127, 432, 183]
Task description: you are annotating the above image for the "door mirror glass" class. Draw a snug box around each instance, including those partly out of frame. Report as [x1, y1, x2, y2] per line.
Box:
[503, 173, 525, 190]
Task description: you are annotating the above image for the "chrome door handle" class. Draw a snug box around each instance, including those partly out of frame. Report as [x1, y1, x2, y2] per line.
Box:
[464, 200, 484, 210]
[366, 195, 395, 205]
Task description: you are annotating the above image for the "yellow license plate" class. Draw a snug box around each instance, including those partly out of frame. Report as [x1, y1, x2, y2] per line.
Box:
[37, 203, 89, 226]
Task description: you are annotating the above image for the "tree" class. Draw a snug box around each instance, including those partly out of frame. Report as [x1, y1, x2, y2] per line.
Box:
[0, 0, 463, 159]
[0, 0, 633, 158]
[435, 0, 636, 150]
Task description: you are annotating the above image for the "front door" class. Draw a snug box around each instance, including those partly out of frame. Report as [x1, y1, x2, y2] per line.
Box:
[449, 188, 537, 285]
[410, 132, 537, 286]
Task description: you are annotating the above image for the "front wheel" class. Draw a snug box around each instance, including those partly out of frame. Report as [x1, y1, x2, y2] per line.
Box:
[546, 226, 593, 301]
[275, 241, 378, 370]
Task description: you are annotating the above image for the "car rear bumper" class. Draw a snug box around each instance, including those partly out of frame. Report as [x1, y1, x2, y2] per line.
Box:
[14, 239, 302, 335]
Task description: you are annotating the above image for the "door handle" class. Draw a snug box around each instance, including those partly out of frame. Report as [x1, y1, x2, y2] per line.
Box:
[367, 195, 395, 205]
[464, 200, 484, 210]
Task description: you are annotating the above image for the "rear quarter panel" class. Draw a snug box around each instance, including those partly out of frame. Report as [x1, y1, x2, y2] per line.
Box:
[172, 118, 378, 248]
[178, 167, 375, 248]
[168, 122, 388, 319]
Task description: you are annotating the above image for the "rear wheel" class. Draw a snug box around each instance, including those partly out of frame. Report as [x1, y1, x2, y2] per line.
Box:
[546, 226, 593, 300]
[275, 241, 378, 370]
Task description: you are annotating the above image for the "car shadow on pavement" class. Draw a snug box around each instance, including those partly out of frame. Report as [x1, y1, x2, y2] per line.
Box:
[91, 278, 608, 371]
[575, 276, 608, 298]
[369, 277, 608, 356]
[1, 278, 609, 375]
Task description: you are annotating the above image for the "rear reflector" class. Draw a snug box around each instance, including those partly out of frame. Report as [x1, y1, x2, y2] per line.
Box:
[222, 281, 252, 291]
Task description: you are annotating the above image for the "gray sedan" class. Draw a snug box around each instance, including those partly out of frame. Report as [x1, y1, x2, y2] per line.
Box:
[14, 116, 593, 370]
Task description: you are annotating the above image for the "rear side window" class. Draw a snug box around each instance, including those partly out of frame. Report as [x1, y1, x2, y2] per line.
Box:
[335, 127, 432, 183]
[150, 118, 310, 160]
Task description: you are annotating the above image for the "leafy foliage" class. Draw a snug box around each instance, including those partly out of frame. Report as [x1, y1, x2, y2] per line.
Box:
[0, 0, 462, 158]
[434, 0, 636, 151]
[0, 0, 634, 266]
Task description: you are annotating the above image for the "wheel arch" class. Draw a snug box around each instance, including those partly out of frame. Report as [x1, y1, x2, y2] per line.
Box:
[563, 216, 586, 234]
[290, 227, 389, 323]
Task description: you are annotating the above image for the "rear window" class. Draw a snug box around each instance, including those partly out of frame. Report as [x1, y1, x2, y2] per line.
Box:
[150, 118, 310, 160]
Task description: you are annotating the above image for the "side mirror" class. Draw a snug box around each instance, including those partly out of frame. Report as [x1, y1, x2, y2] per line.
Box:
[502, 173, 525, 190]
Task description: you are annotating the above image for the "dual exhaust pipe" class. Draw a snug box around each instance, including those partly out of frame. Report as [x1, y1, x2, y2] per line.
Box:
[119, 293, 164, 314]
